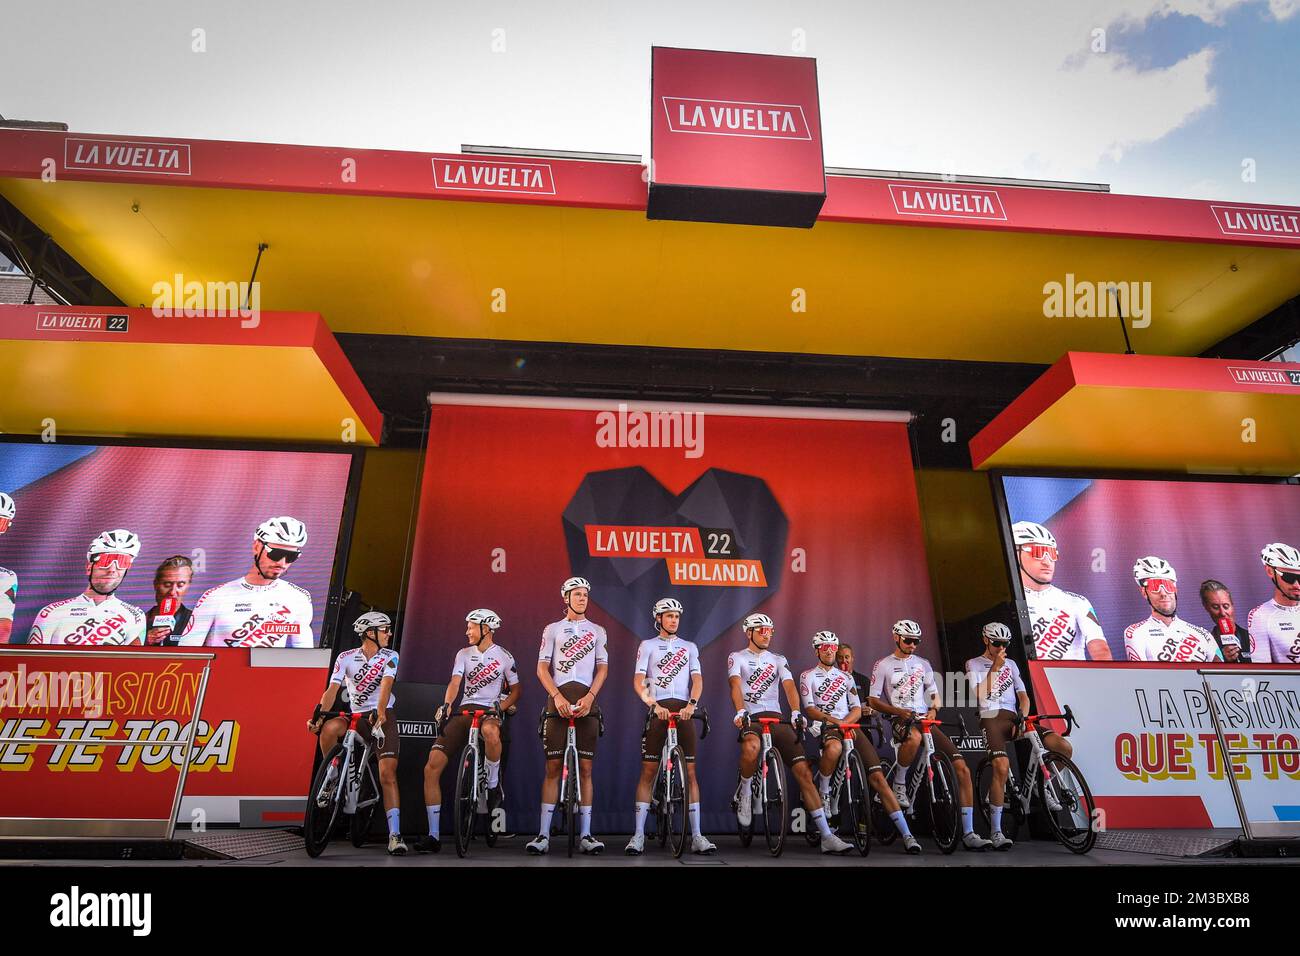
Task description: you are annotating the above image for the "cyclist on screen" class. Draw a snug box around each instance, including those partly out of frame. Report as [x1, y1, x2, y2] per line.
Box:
[308, 611, 406, 855]
[0, 492, 17, 644]
[1124, 557, 1222, 663]
[29, 529, 147, 646]
[180, 516, 314, 648]
[869, 620, 992, 851]
[1248, 543, 1300, 664]
[627, 597, 715, 856]
[799, 628, 920, 854]
[1013, 521, 1111, 661]
[527, 576, 609, 856]
[965, 622, 1029, 850]
[417, 609, 519, 853]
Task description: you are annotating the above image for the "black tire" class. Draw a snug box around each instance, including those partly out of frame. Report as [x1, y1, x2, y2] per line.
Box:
[760, 748, 787, 857]
[349, 759, 380, 848]
[667, 746, 690, 858]
[655, 764, 670, 848]
[843, 751, 871, 856]
[1040, 752, 1097, 854]
[304, 744, 346, 858]
[565, 747, 580, 858]
[453, 746, 476, 858]
[927, 752, 961, 855]
[735, 773, 754, 848]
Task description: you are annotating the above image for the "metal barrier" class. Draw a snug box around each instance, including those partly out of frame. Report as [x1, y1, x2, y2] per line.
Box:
[0, 648, 215, 840]
[1198, 667, 1300, 842]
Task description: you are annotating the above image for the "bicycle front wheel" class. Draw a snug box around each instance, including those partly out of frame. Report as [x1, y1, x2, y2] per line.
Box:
[349, 759, 380, 848]
[735, 773, 754, 848]
[927, 752, 961, 855]
[565, 746, 580, 858]
[1040, 752, 1097, 854]
[844, 751, 871, 856]
[667, 746, 690, 858]
[304, 744, 345, 858]
[453, 747, 476, 858]
[760, 748, 787, 857]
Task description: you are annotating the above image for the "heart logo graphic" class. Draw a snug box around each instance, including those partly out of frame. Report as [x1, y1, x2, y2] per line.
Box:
[561, 466, 788, 649]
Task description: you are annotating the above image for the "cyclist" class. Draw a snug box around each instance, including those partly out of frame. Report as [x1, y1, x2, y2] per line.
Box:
[869, 620, 992, 851]
[799, 628, 920, 853]
[1013, 521, 1111, 661]
[308, 611, 405, 855]
[0, 492, 16, 644]
[180, 516, 314, 648]
[965, 622, 1029, 850]
[1248, 543, 1300, 663]
[527, 576, 609, 856]
[627, 597, 715, 856]
[29, 529, 146, 645]
[417, 609, 519, 853]
[1124, 557, 1222, 663]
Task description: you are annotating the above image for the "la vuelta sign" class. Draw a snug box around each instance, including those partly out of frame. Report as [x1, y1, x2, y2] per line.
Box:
[432, 156, 557, 195]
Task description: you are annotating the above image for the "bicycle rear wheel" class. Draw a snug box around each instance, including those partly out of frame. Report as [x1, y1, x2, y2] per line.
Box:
[927, 753, 961, 855]
[1040, 752, 1097, 854]
[843, 751, 871, 856]
[453, 747, 476, 858]
[565, 747, 580, 858]
[349, 759, 380, 848]
[667, 746, 690, 858]
[760, 749, 787, 857]
[304, 744, 345, 858]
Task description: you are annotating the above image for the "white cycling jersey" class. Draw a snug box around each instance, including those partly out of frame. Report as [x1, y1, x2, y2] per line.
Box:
[635, 635, 701, 702]
[180, 577, 314, 648]
[1246, 599, 1300, 664]
[0, 566, 15, 622]
[539, 617, 608, 688]
[965, 655, 1026, 712]
[798, 664, 860, 720]
[869, 653, 939, 717]
[1124, 615, 1223, 663]
[729, 647, 793, 713]
[452, 643, 518, 708]
[1024, 584, 1106, 660]
[28, 592, 146, 646]
[330, 647, 399, 713]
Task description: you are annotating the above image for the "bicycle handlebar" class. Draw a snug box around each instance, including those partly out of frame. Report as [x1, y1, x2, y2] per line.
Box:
[645, 706, 711, 740]
[741, 713, 806, 743]
[1013, 704, 1079, 738]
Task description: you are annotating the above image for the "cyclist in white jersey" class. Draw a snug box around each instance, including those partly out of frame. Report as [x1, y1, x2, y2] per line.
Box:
[1248, 543, 1300, 663]
[869, 620, 991, 851]
[527, 576, 609, 856]
[308, 611, 406, 855]
[180, 516, 314, 648]
[417, 609, 520, 853]
[798, 628, 921, 853]
[0, 492, 17, 644]
[966, 622, 1031, 850]
[1012, 521, 1110, 661]
[28, 529, 146, 646]
[627, 597, 715, 856]
[1125, 557, 1223, 664]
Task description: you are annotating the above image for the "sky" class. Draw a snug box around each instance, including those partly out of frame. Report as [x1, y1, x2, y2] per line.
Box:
[0, 0, 1297, 204]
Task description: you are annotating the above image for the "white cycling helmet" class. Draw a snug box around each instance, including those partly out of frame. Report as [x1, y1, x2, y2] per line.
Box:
[1133, 556, 1177, 586]
[982, 622, 1013, 642]
[1012, 521, 1057, 549]
[1261, 542, 1300, 572]
[652, 597, 683, 618]
[465, 608, 502, 631]
[743, 613, 774, 632]
[87, 529, 141, 561]
[811, 629, 839, 649]
[892, 619, 923, 638]
[561, 576, 592, 598]
[0, 492, 14, 520]
[353, 611, 392, 635]
[255, 516, 308, 549]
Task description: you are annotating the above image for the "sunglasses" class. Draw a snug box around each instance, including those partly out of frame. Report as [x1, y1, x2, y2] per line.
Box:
[1277, 570, 1300, 585]
[1020, 544, 1058, 561]
[900, 637, 921, 646]
[263, 546, 301, 563]
[91, 553, 133, 570]
[988, 639, 1011, 648]
[1143, 579, 1177, 595]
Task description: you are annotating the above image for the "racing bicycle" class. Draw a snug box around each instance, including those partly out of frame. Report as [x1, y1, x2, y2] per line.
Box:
[304, 709, 383, 857]
[733, 715, 802, 857]
[440, 706, 504, 858]
[538, 704, 605, 857]
[646, 707, 710, 858]
[868, 715, 961, 854]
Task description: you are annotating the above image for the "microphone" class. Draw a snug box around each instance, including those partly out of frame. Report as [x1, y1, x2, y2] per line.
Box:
[152, 596, 179, 636]
[1217, 616, 1240, 648]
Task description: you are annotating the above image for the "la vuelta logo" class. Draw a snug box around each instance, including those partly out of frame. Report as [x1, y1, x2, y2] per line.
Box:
[661, 97, 812, 140]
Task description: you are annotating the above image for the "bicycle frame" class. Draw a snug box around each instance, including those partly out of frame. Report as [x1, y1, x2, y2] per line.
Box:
[1003, 717, 1058, 814]
[559, 715, 581, 809]
[317, 711, 379, 815]
[460, 708, 488, 809]
[877, 716, 948, 812]
[825, 722, 863, 812]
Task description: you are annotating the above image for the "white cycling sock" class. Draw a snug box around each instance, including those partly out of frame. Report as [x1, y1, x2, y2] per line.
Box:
[810, 806, 832, 836]
[386, 808, 400, 837]
[485, 758, 500, 788]
[688, 802, 702, 837]
[961, 806, 974, 835]
[890, 810, 912, 838]
[817, 774, 830, 800]
[991, 806, 1003, 832]
[426, 805, 440, 837]
[634, 802, 650, 836]
[580, 806, 593, 837]
[892, 763, 907, 787]
[739, 774, 753, 794]
[538, 803, 555, 836]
